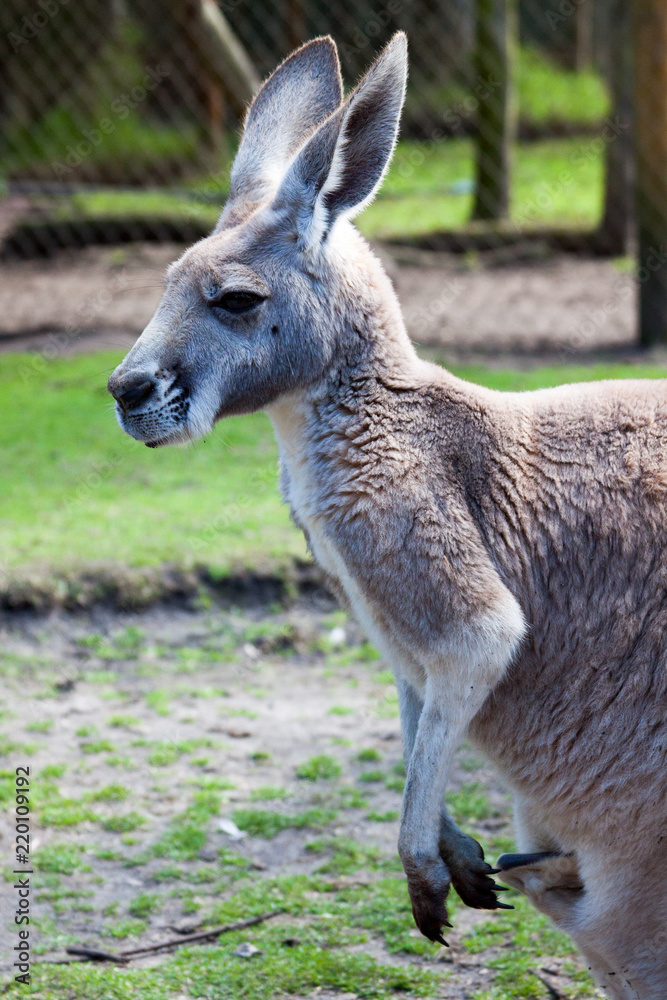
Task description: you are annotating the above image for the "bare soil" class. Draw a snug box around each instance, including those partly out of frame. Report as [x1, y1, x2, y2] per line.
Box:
[0, 597, 601, 997]
[0, 241, 646, 365]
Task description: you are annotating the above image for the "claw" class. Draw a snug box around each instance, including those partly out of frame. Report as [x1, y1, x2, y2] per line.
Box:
[496, 851, 561, 872]
[434, 934, 449, 947]
[496, 901, 514, 910]
[493, 884, 510, 891]
[486, 866, 501, 874]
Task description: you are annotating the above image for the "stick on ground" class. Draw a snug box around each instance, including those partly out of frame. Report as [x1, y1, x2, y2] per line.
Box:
[63, 910, 284, 965]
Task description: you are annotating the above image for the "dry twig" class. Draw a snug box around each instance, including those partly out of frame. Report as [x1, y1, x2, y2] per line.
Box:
[60, 909, 284, 965]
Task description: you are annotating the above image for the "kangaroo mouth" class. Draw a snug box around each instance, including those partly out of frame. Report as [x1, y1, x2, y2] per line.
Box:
[137, 426, 190, 448]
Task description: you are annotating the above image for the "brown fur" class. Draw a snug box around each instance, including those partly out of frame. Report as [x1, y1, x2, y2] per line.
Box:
[108, 36, 667, 998]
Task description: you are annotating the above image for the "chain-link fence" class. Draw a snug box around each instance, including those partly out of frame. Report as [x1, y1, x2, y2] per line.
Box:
[2, 0, 665, 342]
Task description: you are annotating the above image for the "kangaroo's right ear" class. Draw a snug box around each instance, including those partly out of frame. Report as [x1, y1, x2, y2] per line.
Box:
[220, 37, 342, 223]
[273, 32, 407, 249]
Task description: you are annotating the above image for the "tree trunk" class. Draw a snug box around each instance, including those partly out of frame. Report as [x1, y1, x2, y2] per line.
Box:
[631, 0, 667, 346]
[196, 0, 261, 116]
[575, 0, 593, 71]
[471, 0, 517, 221]
[597, 0, 633, 254]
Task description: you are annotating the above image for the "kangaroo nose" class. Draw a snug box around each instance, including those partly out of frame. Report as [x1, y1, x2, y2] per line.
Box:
[108, 373, 156, 413]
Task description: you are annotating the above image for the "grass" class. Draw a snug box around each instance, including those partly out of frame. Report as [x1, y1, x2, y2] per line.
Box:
[517, 47, 609, 128]
[1, 597, 599, 998]
[0, 17, 210, 184]
[405, 45, 608, 135]
[101, 811, 146, 833]
[231, 807, 338, 839]
[0, 350, 301, 585]
[3, 354, 667, 596]
[249, 785, 291, 801]
[296, 754, 343, 781]
[32, 844, 90, 875]
[6, 843, 589, 999]
[37, 135, 605, 243]
[360, 136, 604, 239]
[149, 791, 222, 860]
[12, 940, 439, 999]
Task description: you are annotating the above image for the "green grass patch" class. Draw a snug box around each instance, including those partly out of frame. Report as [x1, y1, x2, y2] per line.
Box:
[145, 689, 171, 715]
[249, 785, 291, 801]
[38, 764, 65, 780]
[40, 799, 99, 828]
[3, 355, 667, 594]
[296, 754, 342, 781]
[148, 791, 221, 861]
[360, 136, 604, 240]
[80, 739, 115, 755]
[12, 938, 439, 999]
[306, 836, 387, 876]
[32, 129, 608, 244]
[447, 782, 497, 826]
[231, 807, 338, 839]
[367, 810, 399, 823]
[107, 714, 141, 728]
[84, 783, 130, 803]
[26, 718, 54, 733]
[358, 769, 384, 783]
[0, 351, 301, 583]
[334, 785, 369, 810]
[517, 47, 608, 128]
[128, 892, 161, 918]
[101, 811, 146, 834]
[32, 843, 90, 875]
[103, 917, 147, 939]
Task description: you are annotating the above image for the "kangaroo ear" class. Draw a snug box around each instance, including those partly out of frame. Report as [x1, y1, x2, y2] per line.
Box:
[221, 37, 342, 220]
[274, 32, 407, 247]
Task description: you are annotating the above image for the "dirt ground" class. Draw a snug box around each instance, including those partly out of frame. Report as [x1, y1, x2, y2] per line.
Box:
[0, 596, 602, 998]
[0, 241, 646, 365]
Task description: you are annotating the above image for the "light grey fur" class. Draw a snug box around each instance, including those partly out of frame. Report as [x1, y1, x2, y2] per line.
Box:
[109, 35, 667, 998]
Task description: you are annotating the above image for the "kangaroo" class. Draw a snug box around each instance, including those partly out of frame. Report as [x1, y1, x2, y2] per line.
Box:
[108, 35, 667, 998]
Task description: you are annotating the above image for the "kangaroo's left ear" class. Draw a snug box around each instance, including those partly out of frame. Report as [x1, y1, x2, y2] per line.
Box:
[274, 32, 407, 247]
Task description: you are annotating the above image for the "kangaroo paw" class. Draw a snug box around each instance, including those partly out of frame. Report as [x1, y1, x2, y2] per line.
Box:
[403, 854, 453, 944]
[444, 836, 514, 911]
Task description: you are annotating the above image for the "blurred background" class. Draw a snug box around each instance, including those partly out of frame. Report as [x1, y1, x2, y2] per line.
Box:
[3, 0, 667, 623]
[2, 4, 667, 993]
[0, 0, 640, 255]
[3, 0, 667, 344]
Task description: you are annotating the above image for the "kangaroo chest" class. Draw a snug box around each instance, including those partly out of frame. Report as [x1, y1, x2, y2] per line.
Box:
[268, 401, 426, 691]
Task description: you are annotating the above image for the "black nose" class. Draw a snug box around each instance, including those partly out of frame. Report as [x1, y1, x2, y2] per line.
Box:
[108, 373, 156, 413]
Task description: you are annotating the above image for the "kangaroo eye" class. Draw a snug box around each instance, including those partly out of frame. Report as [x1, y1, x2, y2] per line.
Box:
[215, 291, 264, 313]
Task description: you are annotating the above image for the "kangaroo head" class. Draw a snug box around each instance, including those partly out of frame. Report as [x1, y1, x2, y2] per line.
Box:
[108, 33, 408, 447]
